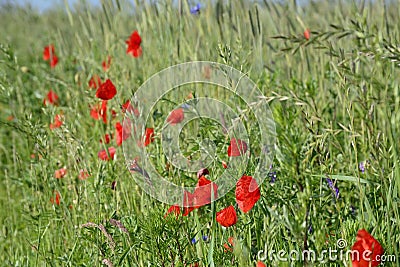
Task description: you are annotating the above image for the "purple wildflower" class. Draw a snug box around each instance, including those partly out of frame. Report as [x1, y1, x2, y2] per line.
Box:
[191, 237, 197, 244]
[190, 3, 201, 14]
[268, 165, 277, 183]
[181, 103, 191, 109]
[326, 177, 339, 199]
[268, 171, 277, 183]
[202, 235, 209, 242]
[359, 161, 365, 173]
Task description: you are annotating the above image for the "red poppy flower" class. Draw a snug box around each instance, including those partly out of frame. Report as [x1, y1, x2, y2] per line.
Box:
[100, 133, 112, 144]
[227, 138, 248, 157]
[54, 168, 67, 179]
[164, 205, 181, 218]
[78, 169, 90, 180]
[122, 100, 140, 117]
[223, 237, 234, 252]
[98, 146, 116, 161]
[111, 109, 117, 119]
[351, 229, 384, 267]
[102, 56, 112, 71]
[126, 31, 142, 57]
[257, 261, 267, 267]
[50, 190, 61, 205]
[167, 108, 184, 125]
[235, 175, 260, 213]
[193, 176, 218, 208]
[115, 122, 123, 146]
[182, 176, 218, 216]
[121, 100, 132, 112]
[304, 29, 311, 40]
[50, 114, 63, 130]
[43, 45, 58, 68]
[88, 75, 102, 89]
[43, 90, 59, 106]
[96, 79, 117, 100]
[115, 121, 132, 146]
[100, 101, 108, 123]
[43, 45, 55, 60]
[143, 127, 154, 146]
[50, 55, 58, 68]
[216, 205, 237, 227]
[90, 100, 107, 123]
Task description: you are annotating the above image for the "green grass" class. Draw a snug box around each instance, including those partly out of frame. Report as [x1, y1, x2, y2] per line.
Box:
[0, 0, 399, 266]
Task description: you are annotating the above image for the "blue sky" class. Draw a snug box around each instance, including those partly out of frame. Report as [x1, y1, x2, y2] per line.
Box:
[10, 0, 101, 11]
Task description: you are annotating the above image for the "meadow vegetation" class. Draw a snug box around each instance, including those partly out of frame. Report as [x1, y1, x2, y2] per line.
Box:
[0, 0, 399, 266]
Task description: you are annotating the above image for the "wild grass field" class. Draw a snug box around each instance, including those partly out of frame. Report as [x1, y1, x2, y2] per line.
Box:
[0, 0, 399, 266]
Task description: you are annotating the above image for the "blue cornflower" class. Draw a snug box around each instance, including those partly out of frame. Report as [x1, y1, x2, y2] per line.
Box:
[191, 237, 197, 244]
[190, 3, 201, 14]
[202, 235, 209, 242]
[326, 177, 339, 199]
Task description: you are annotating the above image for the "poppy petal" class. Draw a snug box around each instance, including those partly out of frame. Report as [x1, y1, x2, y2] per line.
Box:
[43, 90, 59, 106]
[126, 31, 142, 56]
[102, 56, 112, 71]
[50, 114, 63, 130]
[227, 138, 248, 157]
[235, 175, 260, 213]
[351, 229, 384, 267]
[143, 128, 154, 146]
[54, 168, 67, 179]
[90, 100, 108, 123]
[167, 108, 184, 125]
[88, 75, 102, 89]
[98, 147, 116, 161]
[216, 205, 237, 227]
[96, 79, 117, 100]
[78, 169, 90, 180]
[164, 205, 181, 218]
[50, 55, 58, 68]
[43, 45, 55, 60]
[193, 176, 218, 208]
[116, 121, 132, 146]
